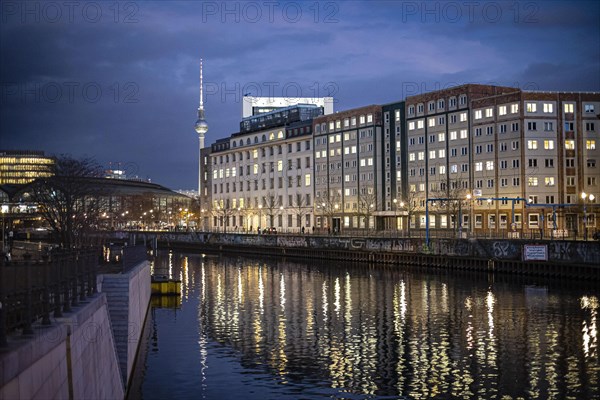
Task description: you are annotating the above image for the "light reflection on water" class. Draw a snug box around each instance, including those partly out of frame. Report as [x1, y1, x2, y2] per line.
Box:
[133, 252, 600, 400]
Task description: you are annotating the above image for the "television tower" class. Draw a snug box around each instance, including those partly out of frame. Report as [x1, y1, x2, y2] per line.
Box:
[194, 59, 208, 197]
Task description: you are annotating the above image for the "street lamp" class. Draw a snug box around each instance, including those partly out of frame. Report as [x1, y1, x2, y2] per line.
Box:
[487, 198, 493, 238]
[279, 205, 284, 232]
[393, 199, 398, 231]
[581, 192, 595, 240]
[334, 203, 339, 234]
[465, 194, 473, 237]
[216, 206, 222, 232]
[1, 204, 8, 253]
[258, 204, 263, 233]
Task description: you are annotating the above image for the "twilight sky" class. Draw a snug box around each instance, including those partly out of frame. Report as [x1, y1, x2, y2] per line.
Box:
[1, 0, 599, 189]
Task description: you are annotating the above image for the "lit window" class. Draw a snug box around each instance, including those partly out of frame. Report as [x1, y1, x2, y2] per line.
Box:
[565, 140, 575, 150]
[499, 105, 507, 116]
[528, 177, 538, 186]
[544, 140, 554, 150]
[587, 140, 596, 150]
[527, 140, 538, 150]
[511, 103, 519, 113]
[408, 121, 415, 130]
[475, 110, 483, 120]
[475, 162, 483, 171]
[543, 103, 553, 113]
[526, 102, 537, 112]
[564, 103, 574, 113]
[545, 177, 555, 186]
[485, 108, 493, 117]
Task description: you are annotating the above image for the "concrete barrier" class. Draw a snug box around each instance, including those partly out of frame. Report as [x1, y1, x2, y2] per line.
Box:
[0, 294, 124, 399]
[101, 259, 151, 388]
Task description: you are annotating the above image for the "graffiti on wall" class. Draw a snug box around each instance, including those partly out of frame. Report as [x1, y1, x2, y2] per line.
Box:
[277, 236, 308, 248]
[492, 242, 511, 257]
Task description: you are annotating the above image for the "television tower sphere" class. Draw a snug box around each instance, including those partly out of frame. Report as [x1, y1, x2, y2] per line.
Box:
[195, 118, 208, 135]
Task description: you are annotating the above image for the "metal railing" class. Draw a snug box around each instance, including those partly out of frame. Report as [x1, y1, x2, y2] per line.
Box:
[0, 248, 100, 347]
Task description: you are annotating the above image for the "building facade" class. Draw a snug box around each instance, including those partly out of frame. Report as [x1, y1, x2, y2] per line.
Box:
[202, 84, 599, 238]
[209, 103, 327, 233]
[0, 150, 55, 185]
[312, 105, 384, 232]
[382, 101, 406, 230]
[405, 85, 600, 237]
[470, 91, 600, 236]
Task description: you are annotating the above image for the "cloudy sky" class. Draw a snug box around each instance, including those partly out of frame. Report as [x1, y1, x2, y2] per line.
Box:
[1, 0, 598, 189]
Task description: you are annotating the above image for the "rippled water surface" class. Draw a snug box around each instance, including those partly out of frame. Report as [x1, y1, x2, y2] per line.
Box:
[129, 252, 599, 399]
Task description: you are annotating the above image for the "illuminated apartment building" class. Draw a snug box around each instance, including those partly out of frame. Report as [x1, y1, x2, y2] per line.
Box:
[471, 91, 600, 235]
[405, 85, 600, 237]
[209, 102, 329, 232]
[312, 105, 384, 231]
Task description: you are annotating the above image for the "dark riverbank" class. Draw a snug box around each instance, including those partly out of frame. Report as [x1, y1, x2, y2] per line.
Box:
[115, 231, 600, 281]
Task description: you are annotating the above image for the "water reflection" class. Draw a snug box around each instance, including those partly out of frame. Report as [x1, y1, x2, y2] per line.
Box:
[136, 252, 600, 400]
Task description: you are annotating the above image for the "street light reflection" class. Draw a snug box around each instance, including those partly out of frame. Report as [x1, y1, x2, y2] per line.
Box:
[581, 296, 598, 358]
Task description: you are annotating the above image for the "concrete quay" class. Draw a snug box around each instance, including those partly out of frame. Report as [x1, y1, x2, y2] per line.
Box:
[0, 256, 151, 399]
[129, 231, 600, 280]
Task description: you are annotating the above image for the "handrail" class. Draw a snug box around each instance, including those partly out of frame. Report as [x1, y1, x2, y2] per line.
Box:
[0, 248, 100, 347]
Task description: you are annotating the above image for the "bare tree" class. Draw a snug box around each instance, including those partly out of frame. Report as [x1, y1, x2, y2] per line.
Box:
[316, 191, 341, 231]
[431, 177, 469, 234]
[402, 189, 423, 237]
[290, 192, 310, 231]
[29, 155, 107, 248]
[262, 191, 281, 229]
[212, 200, 235, 232]
[357, 187, 377, 231]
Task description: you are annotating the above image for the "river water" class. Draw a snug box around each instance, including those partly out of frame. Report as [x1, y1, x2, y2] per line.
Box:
[128, 251, 599, 399]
